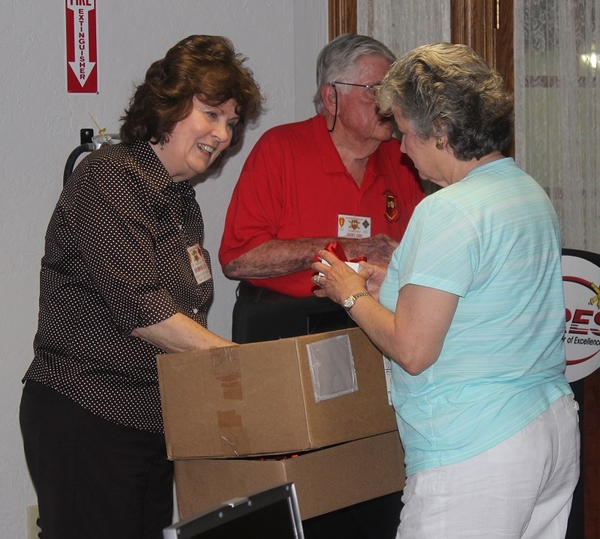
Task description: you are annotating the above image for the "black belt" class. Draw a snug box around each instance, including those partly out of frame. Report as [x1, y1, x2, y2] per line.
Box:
[236, 281, 298, 303]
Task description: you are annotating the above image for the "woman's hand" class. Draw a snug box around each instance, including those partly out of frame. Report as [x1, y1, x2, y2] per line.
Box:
[358, 260, 387, 301]
[311, 249, 370, 304]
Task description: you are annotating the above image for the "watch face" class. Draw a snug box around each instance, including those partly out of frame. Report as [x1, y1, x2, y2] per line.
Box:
[343, 296, 354, 309]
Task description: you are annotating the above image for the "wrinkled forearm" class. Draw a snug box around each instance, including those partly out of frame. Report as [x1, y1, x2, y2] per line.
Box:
[223, 238, 333, 279]
[222, 234, 399, 280]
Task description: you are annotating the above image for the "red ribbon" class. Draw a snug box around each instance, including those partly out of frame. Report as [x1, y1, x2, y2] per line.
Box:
[311, 242, 366, 292]
[318, 241, 367, 263]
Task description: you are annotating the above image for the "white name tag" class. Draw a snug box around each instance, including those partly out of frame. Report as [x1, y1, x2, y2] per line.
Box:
[337, 214, 372, 239]
[187, 244, 212, 284]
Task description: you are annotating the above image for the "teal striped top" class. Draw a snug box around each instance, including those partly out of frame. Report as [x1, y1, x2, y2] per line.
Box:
[379, 158, 572, 475]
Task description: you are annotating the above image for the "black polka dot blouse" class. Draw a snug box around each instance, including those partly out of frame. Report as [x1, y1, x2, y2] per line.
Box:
[23, 140, 213, 434]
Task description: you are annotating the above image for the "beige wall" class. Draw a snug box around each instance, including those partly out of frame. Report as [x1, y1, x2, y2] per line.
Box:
[0, 2, 326, 536]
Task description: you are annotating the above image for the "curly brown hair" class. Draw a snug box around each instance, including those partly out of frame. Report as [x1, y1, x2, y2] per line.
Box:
[120, 35, 263, 147]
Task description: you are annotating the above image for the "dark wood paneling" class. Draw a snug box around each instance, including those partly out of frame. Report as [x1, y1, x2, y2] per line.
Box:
[328, 0, 357, 40]
[451, 0, 514, 157]
[584, 369, 600, 537]
[451, 0, 496, 68]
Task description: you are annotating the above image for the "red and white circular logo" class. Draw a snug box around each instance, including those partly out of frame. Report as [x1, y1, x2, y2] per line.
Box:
[563, 255, 600, 382]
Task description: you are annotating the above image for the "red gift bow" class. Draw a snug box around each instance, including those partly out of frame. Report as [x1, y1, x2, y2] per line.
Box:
[314, 241, 367, 263]
[311, 242, 366, 292]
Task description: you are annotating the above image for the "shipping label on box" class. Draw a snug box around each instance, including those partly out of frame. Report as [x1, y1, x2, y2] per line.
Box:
[306, 333, 358, 402]
[158, 328, 396, 459]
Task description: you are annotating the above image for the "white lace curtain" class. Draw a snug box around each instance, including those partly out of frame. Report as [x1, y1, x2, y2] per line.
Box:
[357, 1, 450, 60]
[359, 0, 599, 252]
[357, 0, 450, 196]
[515, 0, 600, 252]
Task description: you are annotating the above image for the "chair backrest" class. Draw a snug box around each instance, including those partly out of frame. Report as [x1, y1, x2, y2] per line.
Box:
[163, 482, 304, 539]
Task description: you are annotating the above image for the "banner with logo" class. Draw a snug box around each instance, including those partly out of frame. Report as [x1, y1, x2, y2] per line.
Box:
[562, 251, 600, 382]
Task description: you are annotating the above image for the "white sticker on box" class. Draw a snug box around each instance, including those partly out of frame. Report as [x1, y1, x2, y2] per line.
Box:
[383, 356, 393, 405]
[306, 334, 358, 402]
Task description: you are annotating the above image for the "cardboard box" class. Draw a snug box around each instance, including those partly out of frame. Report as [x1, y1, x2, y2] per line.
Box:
[158, 328, 396, 459]
[174, 431, 406, 521]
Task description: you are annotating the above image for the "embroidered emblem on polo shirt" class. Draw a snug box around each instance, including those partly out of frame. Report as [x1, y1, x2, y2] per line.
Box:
[384, 190, 399, 222]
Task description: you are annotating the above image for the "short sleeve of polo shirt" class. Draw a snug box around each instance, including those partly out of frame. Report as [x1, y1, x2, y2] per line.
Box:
[66, 153, 178, 333]
[393, 194, 480, 298]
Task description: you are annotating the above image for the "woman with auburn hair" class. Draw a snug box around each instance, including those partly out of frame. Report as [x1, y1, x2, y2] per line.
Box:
[20, 35, 262, 539]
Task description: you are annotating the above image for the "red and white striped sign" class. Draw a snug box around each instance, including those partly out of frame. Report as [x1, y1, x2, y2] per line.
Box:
[65, 0, 98, 93]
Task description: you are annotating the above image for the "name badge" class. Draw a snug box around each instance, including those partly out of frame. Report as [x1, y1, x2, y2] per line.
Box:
[337, 214, 371, 239]
[187, 244, 212, 284]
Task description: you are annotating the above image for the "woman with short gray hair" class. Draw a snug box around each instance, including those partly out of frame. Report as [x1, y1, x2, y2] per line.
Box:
[314, 42, 579, 539]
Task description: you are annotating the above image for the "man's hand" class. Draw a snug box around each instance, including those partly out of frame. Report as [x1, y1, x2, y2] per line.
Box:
[339, 234, 398, 267]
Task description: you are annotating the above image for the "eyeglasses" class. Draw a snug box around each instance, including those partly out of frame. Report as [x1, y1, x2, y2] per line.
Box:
[331, 81, 381, 91]
[327, 81, 382, 133]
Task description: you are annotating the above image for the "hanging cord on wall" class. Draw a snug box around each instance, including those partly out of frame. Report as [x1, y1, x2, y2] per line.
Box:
[63, 114, 120, 186]
[63, 128, 95, 186]
[88, 112, 115, 147]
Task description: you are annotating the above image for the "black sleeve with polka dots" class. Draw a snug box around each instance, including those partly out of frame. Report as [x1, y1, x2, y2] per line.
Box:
[24, 140, 213, 433]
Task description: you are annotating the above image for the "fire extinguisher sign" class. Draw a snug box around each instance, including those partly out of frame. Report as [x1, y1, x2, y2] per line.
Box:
[65, 0, 98, 93]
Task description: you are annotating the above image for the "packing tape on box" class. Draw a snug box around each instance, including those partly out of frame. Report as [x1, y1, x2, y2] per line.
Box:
[208, 346, 243, 400]
[217, 410, 243, 428]
[207, 347, 252, 455]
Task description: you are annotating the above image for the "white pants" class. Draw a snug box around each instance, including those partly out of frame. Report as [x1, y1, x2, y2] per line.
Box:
[397, 394, 580, 539]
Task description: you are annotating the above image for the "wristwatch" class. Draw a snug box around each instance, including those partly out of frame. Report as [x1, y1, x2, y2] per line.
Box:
[342, 291, 370, 311]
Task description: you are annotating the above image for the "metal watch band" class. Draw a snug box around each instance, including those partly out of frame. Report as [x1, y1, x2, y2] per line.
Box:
[343, 291, 370, 311]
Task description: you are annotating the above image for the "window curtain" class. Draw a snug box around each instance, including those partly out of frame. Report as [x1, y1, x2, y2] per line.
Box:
[357, 0, 450, 195]
[357, 1, 451, 58]
[515, 0, 600, 251]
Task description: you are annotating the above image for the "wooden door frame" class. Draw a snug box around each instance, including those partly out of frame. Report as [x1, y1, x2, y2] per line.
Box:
[450, 0, 513, 94]
[328, 0, 356, 40]
[328, 0, 514, 157]
[328, 0, 513, 94]
[450, 0, 514, 156]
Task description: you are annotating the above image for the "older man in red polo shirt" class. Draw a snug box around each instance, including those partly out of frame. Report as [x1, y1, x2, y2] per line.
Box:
[219, 34, 424, 343]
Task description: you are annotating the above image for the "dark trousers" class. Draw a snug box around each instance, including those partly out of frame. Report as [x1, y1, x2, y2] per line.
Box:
[20, 380, 173, 539]
[232, 283, 403, 539]
[232, 281, 358, 343]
